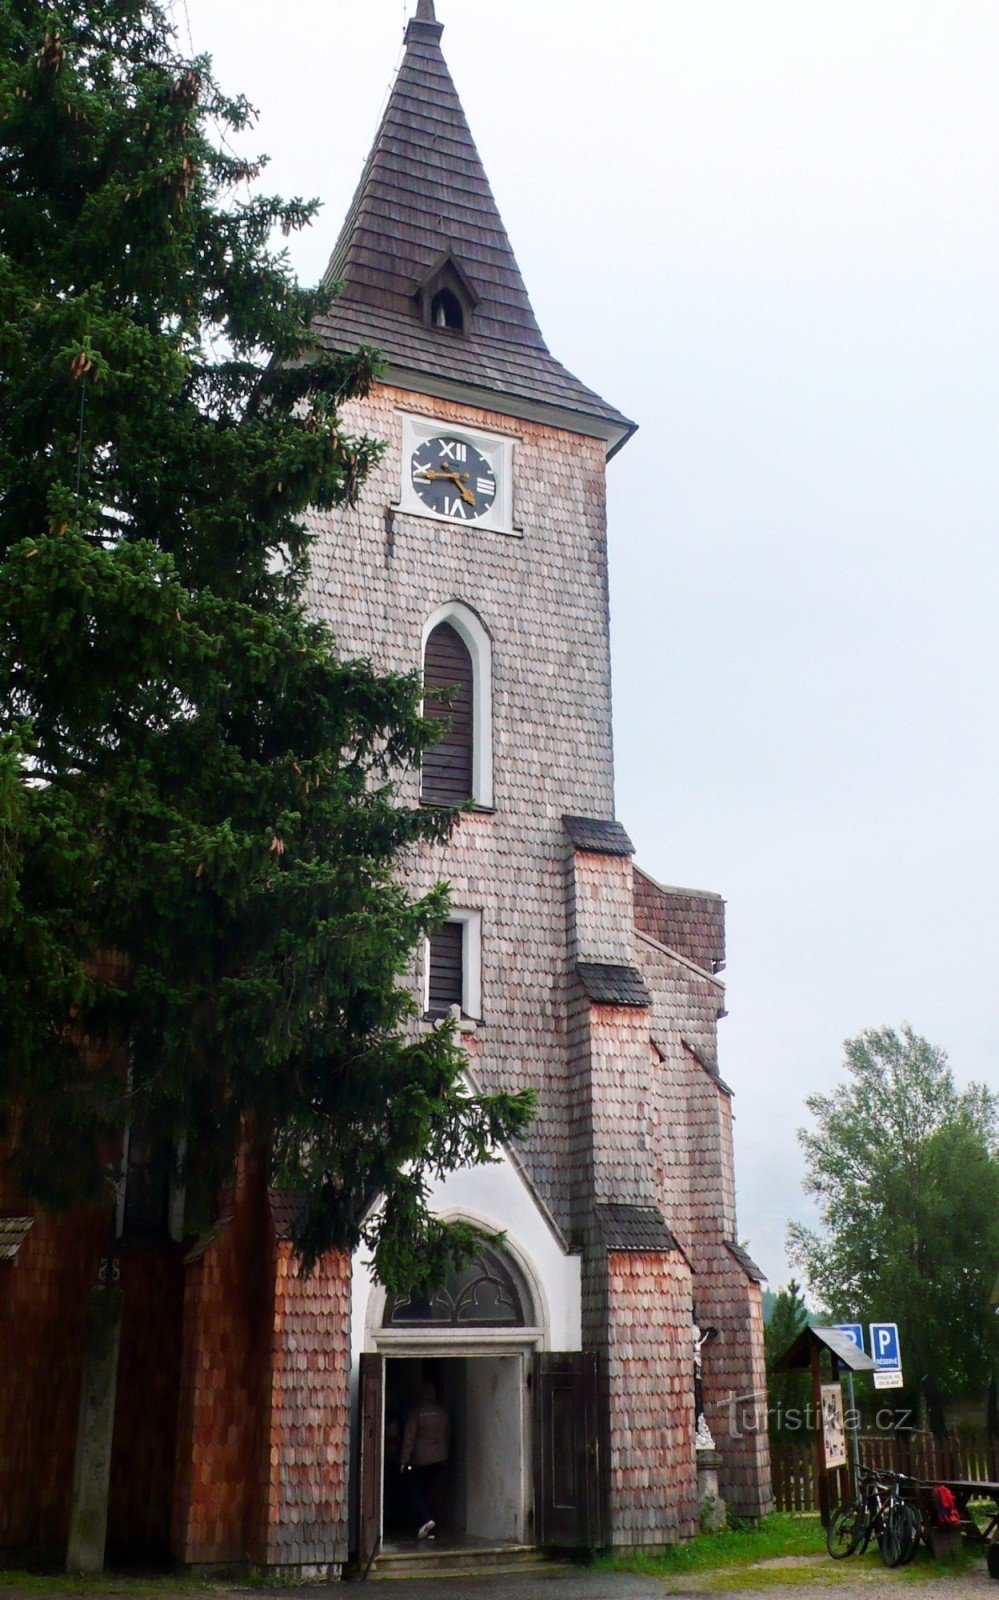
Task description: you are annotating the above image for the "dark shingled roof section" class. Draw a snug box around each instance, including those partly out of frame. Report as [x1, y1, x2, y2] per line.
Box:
[634, 866, 726, 975]
[0, 1216, 33, 1260]
[577, 962, 651, 1008]
[183, 1215, 232, 1265]
[726, 1241, 767, 1284]
[268, 1189, 302, 1242]
[562, 815, 635, 856]
[596, 1203, 679, 1254]
[315, 17, 633, 443]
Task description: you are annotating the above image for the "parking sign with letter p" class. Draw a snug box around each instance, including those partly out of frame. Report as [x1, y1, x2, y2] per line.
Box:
[869, 1322, 902, 1388]
[834, 1323, 865, 1354]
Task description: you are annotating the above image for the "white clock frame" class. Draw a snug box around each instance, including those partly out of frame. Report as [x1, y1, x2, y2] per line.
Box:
[400, 413, 515, 534]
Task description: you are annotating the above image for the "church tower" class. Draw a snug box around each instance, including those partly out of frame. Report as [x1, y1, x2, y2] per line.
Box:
[309, 0, 772, 1561]
[0, 4, 771, 1575]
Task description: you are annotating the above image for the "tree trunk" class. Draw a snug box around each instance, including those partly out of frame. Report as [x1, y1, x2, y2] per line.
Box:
[66, 1285, 123, 1575]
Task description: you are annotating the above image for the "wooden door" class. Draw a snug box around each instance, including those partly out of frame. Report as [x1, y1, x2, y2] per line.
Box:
[533, 1351, 604, 1548]
[357, 1353, 384, 1570]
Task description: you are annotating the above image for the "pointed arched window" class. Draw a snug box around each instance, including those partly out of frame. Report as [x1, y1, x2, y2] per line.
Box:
[421, 622, 473, 804]
[420, 603, 493, 808]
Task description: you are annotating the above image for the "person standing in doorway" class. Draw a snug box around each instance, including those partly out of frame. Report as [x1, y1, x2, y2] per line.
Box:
[401, 1380, 450, 1540]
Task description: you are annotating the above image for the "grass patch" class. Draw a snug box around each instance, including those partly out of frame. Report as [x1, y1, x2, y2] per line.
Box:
[600, 1513, 988, 1590]
[599, 1512, 825, 1575]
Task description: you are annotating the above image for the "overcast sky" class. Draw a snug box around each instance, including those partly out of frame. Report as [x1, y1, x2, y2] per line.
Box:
[179, 0, 999, 1290]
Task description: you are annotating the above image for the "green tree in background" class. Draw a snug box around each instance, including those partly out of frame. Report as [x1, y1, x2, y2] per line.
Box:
[764, 1278, 812, 1438]
[0, 0, 532, 1285]
[788, 1025, 999, 1401]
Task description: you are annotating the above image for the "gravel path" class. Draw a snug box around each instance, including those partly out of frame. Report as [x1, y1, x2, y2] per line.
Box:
[1, 1557, 993, 1600]
[328, 1560, 992, 1599]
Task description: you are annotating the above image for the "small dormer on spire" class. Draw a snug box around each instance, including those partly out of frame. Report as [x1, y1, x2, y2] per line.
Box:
[414, 247, 480, 335]
[406, 0, 443, 44]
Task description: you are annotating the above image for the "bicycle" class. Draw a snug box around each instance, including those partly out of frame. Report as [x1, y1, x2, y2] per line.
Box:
[827, 1467, 919, 1566]
[880, 1477, 920, 1568]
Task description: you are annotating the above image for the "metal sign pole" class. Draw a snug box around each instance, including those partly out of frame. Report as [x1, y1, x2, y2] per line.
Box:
[832, 1323, 866, 1494]
[843, 1367, 861, 1493]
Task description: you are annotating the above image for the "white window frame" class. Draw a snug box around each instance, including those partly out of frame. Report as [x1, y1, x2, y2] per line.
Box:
[421, 601, 493, 809]
[400, 413, 515, 535]
[115, 1123, 186, 1244]
[424, 908, 482, 1023]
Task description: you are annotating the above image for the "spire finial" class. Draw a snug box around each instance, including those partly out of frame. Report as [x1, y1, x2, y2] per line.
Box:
[406, 0, 443, 42]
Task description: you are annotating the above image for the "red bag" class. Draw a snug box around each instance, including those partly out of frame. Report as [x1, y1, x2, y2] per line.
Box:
[932, 1485, 961, 1528]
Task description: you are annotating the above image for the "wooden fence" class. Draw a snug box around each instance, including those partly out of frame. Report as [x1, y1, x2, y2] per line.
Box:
[859, 1429, 998, 1484]
[771, 1439, 820, 1512]
[770, 1431, 998, 1514]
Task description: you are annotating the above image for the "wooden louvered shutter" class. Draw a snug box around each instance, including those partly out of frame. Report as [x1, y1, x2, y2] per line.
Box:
[427, 922, 464, 1016]
[422, 622, 474, 805]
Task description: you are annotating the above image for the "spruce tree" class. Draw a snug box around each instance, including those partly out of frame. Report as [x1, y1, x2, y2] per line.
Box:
[0, 0, 532, 1284]
[764, 1279, 812, 1438]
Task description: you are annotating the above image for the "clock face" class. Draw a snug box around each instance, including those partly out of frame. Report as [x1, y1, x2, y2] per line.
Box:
[410, 434, 498, 522]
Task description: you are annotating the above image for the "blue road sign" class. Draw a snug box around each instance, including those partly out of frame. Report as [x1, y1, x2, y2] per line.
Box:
[834, 1323, 865, 1353]
[869, 1322, 901, 1371]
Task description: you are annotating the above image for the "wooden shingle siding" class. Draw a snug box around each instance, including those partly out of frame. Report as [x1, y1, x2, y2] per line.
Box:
[306, 385, 619, 1219]
[421, 621, 473, 805]
[427, 922, 463, 1015]
[633, 866, 726, 975]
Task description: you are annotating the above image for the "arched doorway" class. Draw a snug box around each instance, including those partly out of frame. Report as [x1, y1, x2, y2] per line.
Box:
[352, 1184, 597, 1570]
[374, 1245, 539, 1550]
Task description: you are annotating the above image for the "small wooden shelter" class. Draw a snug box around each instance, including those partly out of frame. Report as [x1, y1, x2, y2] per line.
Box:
[775, 1325, 877, 1523]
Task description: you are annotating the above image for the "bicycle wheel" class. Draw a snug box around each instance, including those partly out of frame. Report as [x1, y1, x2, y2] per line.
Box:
[899, 1504, 920, 1565]
[855, 1476, 881, 1553]
[827, 1502, 865, 1558]
[856, 1508, 876, 1555]
[880, 1503, 912, 1568]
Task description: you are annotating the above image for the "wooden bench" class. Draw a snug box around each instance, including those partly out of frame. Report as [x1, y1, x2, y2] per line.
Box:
[915, 1478, 999, 1573]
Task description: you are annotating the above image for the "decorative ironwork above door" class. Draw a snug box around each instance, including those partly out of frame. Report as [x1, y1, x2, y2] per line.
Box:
[384, 1247, 528, 1327]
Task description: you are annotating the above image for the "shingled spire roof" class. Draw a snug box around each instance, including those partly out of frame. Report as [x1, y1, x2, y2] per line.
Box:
[315, 6, 634, 454]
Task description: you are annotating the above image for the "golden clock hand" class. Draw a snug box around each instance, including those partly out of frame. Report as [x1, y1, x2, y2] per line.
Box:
[414, 465, 475, 506]
[442, 469, 476, 505]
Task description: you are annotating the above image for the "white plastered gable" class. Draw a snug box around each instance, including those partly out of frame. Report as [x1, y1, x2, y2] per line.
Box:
[350, 1137, 582, 1372]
